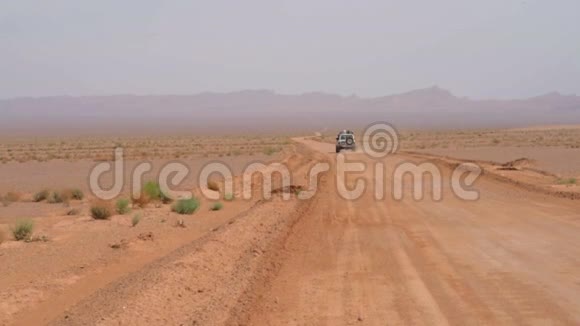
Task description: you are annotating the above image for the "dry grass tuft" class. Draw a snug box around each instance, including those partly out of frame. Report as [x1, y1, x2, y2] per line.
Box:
[210, 202, 223, 211]
[132, 213, 142, 227]
[11, 219, 34, 241]
[116, 198, 131, 214]
[47, 191, 69, 204]
[557, 178, 577, 185]
[66, 188, 84, 200]
[90, 200, 113, 220]
[33, 189, 50, 202]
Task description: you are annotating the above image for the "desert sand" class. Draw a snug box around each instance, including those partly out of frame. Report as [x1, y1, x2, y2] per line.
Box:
[0, 129, 579, 325]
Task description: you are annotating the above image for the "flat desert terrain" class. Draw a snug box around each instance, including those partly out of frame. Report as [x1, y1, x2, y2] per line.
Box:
[0, 129, 579, 325]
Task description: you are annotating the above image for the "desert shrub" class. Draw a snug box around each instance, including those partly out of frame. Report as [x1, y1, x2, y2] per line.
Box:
[131, 213, 141, 227]
[33, 189, 50, 202]
[262, 146, 281, 156]
[142, 181, 172, 204]
[171, 198, 200, 215]
[207, 180, 220, 192]
[557, 178, 577, 185]
[116, 198, 131, 214]
[11, 219, 34, 241]
[90, 201, 113, 220]
[223, 193, 234, 201]
[210, 202, 223, 211]
[70, 189, 84, 200]
[47, 191, 67, 204]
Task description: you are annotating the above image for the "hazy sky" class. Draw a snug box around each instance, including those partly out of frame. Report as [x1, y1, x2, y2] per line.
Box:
[1, 0, 579, 99]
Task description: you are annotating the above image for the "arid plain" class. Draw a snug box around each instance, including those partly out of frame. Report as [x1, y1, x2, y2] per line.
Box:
[1, 126, 579, 325]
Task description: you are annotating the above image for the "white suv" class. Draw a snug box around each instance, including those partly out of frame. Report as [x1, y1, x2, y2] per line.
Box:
[336, 130, 356, 153]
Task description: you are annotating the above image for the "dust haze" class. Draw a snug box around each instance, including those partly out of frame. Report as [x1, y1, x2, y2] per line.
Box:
[2, 1, 580, 326]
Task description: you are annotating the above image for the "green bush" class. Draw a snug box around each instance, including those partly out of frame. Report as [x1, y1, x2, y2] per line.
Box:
[143, 181, 172, 204]
[33, 189, 50, 202]
[171, 198, 200, 215]
[132, 213, 141, 227]
[223, 193, 234, 201]
[90, 201, 113, 220]
[116, 198, 131, 214]
[210, 202, 223, 211]
[12, 219, 34, 241]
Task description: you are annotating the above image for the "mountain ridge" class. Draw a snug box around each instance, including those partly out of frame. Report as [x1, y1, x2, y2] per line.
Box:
[1, 87, 579, 135]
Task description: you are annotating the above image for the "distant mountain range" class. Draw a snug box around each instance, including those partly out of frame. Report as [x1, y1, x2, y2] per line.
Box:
[2, 87, 580, 135]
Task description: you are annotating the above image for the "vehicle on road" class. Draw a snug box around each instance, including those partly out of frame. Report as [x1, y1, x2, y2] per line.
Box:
[336, 130, 356, 153]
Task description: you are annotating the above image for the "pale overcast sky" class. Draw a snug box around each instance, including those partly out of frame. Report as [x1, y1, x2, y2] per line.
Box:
[1, 0, 579, 99]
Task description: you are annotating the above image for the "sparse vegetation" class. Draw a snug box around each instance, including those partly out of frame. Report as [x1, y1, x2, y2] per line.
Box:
[90, 201, 113, 220]
[142, 181, 172, 204]
[70, 189, 84, 200]
[11, 219, 34, 241]
[210, 202, 223, 211]
[557, 178, 577, 185]
[263, 146, 281, 155]
[224, 193, 234, 201]
[47, 191, 67, 204]
[33, 189, 50, 202]
[0, 135, 291, 162]
[116, 198, 131, 214]
[171, 198, 200, 215]
[132, 213, 141, 227]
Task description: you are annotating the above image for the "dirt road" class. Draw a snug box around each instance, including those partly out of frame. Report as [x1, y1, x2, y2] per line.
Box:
[13, 139, 580, 325]
[247, 138, 580, 325]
